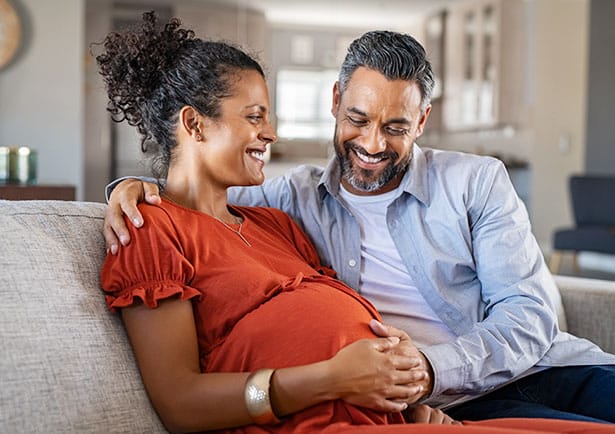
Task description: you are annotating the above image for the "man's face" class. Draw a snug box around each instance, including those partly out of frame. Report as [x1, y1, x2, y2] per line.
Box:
[331, 67, 430, 195]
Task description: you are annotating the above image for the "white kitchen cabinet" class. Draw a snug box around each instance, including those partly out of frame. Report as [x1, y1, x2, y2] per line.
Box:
[442, 0, 525, 130]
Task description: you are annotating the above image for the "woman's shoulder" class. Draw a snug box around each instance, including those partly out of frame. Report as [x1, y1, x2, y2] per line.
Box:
[132, 200, 197, 237]
[136, 200, 176, 223]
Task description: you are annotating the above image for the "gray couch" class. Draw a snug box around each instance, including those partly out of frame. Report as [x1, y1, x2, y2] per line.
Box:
[1, 199, 615, 433]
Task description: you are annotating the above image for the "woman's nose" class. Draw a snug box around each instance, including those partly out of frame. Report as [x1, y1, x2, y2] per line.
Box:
[259, 121, 277, 144]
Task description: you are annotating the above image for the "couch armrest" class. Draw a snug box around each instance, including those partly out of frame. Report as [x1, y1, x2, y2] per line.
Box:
[554, 275, 615, 354]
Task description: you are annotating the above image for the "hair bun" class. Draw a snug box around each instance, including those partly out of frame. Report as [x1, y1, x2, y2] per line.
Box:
[96, 11, 194, 126]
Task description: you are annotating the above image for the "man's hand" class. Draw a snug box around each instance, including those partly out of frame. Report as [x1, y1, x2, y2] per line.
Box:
[369, 319, 434, 403]
[407, 404, 461, 425]
[104, 179, 161, 254]
[326, 336, 424, 413]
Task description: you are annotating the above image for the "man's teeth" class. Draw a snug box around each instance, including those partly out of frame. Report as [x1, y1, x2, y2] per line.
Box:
[356, 152, 383, 164]
[248, 151, 264, 161]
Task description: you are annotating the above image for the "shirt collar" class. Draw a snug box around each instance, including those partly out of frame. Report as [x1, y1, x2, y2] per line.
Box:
[318, 157, 341, 199]
[318, 143, 431, 206]
[399, 144, 430, 206]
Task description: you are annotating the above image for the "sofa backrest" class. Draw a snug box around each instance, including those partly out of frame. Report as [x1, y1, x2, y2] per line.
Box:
[0, 200, 167, 433]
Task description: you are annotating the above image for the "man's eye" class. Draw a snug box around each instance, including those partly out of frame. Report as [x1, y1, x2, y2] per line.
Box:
[248, 115, 263, 123]
[386, 127, 408, 136]
[348, 117, 367, 126]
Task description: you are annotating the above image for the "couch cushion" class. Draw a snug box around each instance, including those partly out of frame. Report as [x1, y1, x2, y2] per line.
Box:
[554, 274, 615, 354]
[0, 200, 167, 433]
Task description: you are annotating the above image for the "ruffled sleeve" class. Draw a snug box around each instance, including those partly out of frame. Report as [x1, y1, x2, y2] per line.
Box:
[101, 203, 199, 312]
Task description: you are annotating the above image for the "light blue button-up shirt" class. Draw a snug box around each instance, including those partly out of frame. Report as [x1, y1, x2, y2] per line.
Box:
[229, 144, 615, 407]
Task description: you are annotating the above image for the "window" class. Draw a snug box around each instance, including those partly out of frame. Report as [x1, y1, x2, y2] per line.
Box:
[275, 69, 338, 141]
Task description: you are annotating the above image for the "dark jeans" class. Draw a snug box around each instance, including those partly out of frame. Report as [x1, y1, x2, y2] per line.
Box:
[446, 365, 615, 423]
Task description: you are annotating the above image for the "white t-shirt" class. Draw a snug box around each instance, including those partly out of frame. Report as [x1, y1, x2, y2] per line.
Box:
[338, 185, 456, 348]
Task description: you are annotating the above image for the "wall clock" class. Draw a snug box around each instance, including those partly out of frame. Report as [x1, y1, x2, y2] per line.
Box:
[0, 0, 21, 70]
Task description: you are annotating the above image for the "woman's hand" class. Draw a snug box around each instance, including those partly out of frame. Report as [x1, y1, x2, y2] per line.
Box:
[407, 404, 462, 425]
[104, 179, 161, 254]
[324, 336, 425, 413]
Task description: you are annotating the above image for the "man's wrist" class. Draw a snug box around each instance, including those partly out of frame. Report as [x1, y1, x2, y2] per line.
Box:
[419, 350, 435, 400]
[104, 176, 160, 203]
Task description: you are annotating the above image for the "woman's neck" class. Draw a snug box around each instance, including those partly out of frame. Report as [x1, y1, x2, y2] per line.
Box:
[163, 170, 238, 224]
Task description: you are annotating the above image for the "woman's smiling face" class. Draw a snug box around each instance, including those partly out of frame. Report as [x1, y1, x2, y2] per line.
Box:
[198, 69, 276, 189]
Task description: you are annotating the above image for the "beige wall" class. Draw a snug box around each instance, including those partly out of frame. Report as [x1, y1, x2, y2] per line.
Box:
[529, 0, 589, 252]
[84, 0, 112, 202]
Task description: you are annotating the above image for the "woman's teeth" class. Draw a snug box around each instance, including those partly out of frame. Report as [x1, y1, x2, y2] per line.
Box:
[248, 150, 264, 161]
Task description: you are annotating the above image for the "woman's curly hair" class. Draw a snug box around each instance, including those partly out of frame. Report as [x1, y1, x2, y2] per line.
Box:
[96, 11, 264, 178]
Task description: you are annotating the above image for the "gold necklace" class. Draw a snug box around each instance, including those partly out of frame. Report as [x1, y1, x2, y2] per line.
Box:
[215, 217, 252, 247]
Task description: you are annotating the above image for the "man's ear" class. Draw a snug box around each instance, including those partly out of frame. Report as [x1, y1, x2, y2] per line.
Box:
[179, 106, 202, 140]
[415, 104, 432, 138]
[331, 81, 341, 117]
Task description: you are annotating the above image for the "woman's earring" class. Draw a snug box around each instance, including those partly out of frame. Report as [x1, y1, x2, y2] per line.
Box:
[195, 134, 202, 141]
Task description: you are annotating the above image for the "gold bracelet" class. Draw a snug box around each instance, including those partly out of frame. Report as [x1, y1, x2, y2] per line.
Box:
[244, 368, 280, 425]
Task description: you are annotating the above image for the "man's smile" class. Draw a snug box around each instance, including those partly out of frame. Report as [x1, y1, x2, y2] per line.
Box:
[349, 145, 391, 170]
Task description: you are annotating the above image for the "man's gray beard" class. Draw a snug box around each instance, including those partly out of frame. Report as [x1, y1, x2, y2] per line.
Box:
[334, 135, 411, 193]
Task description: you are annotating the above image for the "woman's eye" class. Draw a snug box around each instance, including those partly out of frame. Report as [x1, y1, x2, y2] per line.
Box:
[248, 115, 262, 123]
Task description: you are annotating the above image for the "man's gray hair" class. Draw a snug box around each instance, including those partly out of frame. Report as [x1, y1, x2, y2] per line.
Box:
[339, 30, 434, 113]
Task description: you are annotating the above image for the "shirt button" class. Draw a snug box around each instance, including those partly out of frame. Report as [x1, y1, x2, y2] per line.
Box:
[348, 259, 357, 267]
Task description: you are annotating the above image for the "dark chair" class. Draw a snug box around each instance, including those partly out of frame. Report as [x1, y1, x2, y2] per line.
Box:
[550, 175, 615, 273]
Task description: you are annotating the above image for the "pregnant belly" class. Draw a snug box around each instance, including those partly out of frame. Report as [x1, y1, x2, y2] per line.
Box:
[205, 278, 379, 372]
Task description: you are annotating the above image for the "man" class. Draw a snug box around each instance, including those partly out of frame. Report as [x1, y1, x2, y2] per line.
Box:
[104, 30, 615, 422]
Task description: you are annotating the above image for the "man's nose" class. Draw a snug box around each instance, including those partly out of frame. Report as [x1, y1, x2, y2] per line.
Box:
[359, 126, 386, 155]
